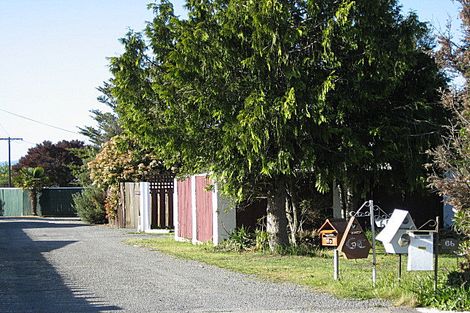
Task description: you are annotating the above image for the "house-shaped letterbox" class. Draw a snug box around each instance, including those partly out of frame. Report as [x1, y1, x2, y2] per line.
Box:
[337, 216, 371, 259]
[318, 218, 348, 247]
[376, 209, 416, 254]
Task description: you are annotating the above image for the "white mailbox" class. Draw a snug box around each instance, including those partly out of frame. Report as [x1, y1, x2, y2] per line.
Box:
[376, 209, 416, 254]
[407, 231, 434, 271]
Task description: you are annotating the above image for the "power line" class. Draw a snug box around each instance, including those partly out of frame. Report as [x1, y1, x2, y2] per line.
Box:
[0, 107, 78, 135]
[14, 138, 36, 146]
[0, 120, 10, 137]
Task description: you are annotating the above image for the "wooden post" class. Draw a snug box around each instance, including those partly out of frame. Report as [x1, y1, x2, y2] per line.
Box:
[0, 137, 23, 187]
[159, 191, 166, 228]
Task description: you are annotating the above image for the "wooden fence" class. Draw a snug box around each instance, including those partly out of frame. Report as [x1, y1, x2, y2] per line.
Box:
[149, 175, 174, 229]
[117, 183, 140, 228]
[174, 175, 236, 245]
[118, 175, 175, 230]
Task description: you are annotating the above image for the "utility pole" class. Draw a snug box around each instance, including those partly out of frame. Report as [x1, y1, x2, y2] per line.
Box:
[0, 137, 23, 187]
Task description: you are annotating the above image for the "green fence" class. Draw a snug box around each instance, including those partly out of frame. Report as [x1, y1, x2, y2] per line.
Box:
[0, 188, 82, 217]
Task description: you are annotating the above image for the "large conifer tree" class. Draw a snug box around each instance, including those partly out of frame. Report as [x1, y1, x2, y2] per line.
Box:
[110, 0, 448, 250]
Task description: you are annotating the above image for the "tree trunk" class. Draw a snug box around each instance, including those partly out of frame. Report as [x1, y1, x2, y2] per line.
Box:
[266, 182, 289, 252]
[332, 180, 343, 218]
[30, 189, 38, 216]
[285, 187, 299, 246]
[339, 182, 354, 218]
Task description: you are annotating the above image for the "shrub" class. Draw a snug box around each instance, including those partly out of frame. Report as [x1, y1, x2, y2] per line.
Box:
[413, 274, 470, 311]
[73, 187, 107, 224]
[215, 226, 255, 252]
[255, 228, 269, 252]
[216, 226, 324, 256]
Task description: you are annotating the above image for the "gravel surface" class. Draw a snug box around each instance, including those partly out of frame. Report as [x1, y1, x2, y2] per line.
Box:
[0, 217, 418, 313]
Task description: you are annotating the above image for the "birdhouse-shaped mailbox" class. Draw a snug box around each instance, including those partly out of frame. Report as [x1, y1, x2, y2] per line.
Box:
[318, 219, 348, 247]
[376, 209, 416, 254]
[338, 216, 371, 259]
[407, 230, 435, 271]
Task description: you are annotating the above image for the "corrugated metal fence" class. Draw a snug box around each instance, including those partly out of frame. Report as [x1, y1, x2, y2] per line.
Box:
[0, 187, 82, 217]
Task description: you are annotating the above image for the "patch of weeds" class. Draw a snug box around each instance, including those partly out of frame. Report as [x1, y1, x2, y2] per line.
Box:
[255, 228, 269, 252]
[216, 227, 324, 256]
[276, 243, 325, 257]
[215, 226, 255, 252]
[274, 230, 324, 257]
[411, 273, 470, 311]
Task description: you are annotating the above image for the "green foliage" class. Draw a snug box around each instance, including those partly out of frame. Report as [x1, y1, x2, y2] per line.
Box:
[110, 0, 447, 197]
[255, 229, 269, 252]
[15, 166, 49, 190]
[0, 164, 8, 187]
[455, 211, 470, 272]
[13, 140, 84, 187]
[72, 187, 107, 224]
[428, 0, 469, 274]
[412, 275, 470, 311]
[217, 226, 323, 256]
[274, 230, 325, 257]
[276, 243, 325, 257]
[109, 0, 448, 249]
[15, 166, 49, 215]
[69, 146, 98, 187]
[88, 134, 166, 189]
[217, 227, 255, 252]
[87, 134, 168, 220]
[79, 82, 122, 148]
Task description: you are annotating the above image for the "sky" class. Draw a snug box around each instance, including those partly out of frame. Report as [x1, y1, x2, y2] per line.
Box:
[0, 0, 464, 163]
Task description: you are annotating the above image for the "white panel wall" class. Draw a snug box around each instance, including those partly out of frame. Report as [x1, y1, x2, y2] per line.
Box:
[138, 182, 151, 232]
[212, 185, 236, 245]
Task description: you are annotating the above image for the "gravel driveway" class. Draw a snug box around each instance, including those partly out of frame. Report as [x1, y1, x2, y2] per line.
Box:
[0, 217, 417, 313]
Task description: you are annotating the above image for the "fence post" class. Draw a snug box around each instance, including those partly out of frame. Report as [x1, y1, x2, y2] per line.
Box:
[212, 183, 219, 245]
[191, 176, 197, 244]
[139, 182, 151, 232]
[173, 178, 179, 239]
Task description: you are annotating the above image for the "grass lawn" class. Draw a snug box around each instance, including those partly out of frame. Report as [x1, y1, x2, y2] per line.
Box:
[126, 235, 461, 307]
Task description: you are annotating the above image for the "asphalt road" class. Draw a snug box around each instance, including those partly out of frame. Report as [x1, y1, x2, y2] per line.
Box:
[0, 217, 418, 313]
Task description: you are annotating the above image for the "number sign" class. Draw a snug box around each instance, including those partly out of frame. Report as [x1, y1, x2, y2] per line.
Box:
[439, 238, 460, 254]
[338, 216, 371, 259]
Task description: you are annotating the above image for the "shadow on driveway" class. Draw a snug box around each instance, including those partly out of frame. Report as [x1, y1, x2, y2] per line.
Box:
[0, 218, 121, 312]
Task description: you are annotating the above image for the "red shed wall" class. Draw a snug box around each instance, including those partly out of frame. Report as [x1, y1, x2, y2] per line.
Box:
[177, 178, 192, 240]
[195, 176, 213, 242]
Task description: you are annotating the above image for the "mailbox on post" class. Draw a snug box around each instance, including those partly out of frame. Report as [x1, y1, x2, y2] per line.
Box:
[376, 209, 416, 254]
[318, 219, 348, 247]
[407, 230, 435, 271]
[338, 216, 371, 259]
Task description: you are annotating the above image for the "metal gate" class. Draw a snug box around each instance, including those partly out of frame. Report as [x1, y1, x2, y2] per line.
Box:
[149, 175, 174, 229]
